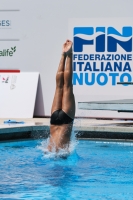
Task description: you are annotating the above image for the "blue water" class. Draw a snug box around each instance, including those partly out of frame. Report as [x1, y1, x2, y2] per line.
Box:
[0, 139, 133, 200]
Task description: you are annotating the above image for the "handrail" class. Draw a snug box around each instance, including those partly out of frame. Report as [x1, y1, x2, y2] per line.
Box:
[117, 82, 133, 85]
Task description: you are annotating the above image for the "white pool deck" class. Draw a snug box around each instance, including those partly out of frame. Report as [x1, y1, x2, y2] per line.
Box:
[0, 118, 133, 141]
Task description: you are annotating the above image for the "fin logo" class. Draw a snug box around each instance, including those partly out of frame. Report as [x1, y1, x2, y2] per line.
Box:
[74, 27, 132, 52]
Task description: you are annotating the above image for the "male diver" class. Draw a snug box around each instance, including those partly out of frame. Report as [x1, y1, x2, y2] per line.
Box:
[47, 40, 75, 152]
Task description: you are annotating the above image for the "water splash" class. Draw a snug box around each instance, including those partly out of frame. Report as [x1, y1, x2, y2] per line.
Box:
[37, 129, 79, 161]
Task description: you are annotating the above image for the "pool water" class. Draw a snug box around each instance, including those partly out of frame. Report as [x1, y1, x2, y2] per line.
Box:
[0, 138, 133, 200]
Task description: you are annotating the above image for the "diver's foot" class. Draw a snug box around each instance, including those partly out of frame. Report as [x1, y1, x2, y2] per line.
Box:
[62, 40, 73, 56]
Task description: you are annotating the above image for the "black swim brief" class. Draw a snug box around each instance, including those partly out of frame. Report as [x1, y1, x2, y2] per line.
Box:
[50, 109, 73, 125]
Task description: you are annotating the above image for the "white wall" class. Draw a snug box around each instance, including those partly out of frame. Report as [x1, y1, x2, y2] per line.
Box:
[1, 0, 133, 118]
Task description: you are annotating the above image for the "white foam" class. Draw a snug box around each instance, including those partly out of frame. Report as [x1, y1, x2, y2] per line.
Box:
[96, 141, 133, 146]
[37, 129, 79, 160]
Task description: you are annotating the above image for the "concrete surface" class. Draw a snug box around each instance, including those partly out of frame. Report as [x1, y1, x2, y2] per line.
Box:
[0, 118, 133, 141]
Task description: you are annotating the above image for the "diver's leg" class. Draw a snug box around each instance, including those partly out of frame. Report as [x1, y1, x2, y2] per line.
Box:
[48, 40, 75, 153]
[51, 54, 66, 114]
[62, 52, 75, 119]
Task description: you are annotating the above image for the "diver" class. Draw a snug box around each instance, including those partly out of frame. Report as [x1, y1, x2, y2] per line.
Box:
[47, 40, 75, 152]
